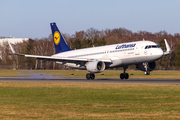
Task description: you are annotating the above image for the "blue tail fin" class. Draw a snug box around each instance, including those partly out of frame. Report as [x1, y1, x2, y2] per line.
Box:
[50, 22, 71, 53]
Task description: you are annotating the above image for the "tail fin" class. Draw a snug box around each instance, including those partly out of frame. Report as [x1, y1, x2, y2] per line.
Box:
[50, 22, 71, 53]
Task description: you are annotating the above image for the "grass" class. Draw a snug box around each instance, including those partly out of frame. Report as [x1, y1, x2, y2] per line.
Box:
[0, 69, 179, 119]
[0, 69, 180, 79]
[0, 82, 180, 119]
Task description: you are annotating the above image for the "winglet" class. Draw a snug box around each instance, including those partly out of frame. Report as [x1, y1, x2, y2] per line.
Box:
[164, 39, 171, 55]
[8, 42, 24, 56]
[8, 42, 16, 54]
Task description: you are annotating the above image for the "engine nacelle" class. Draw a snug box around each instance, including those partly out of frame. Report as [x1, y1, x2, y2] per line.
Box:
[86, 61, 105, 73]
[136, 61, 156, 71]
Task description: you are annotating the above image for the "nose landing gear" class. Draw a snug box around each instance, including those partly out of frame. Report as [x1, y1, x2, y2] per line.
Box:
[120, 66, 129, 79]
[86, 73, 95, 80]
[145, 71, 150, 75]
[143, 63, 150, 75]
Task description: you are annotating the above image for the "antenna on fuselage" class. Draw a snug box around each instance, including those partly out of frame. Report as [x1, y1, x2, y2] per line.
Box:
[143, 38, 145, 41]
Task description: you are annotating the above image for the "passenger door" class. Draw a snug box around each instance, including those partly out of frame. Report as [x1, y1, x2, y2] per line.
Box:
[135, 43, 140, 55]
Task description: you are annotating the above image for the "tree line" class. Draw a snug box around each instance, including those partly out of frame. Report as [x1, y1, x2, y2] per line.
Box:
[1, 27, 180, 70]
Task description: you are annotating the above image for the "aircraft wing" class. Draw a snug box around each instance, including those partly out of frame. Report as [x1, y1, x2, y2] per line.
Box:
[8, 42, 112, 63]
[23, 54, 111, 63]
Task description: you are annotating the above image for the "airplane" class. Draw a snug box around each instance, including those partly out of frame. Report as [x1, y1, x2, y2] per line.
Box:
[9, 22, 171, 80]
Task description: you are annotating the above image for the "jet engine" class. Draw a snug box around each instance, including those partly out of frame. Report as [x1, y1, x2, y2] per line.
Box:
[86, 61, 105, 73]
[136, 61, 156, 71]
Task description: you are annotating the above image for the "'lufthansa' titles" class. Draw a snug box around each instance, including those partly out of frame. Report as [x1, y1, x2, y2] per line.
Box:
[116, 43, 136, 49]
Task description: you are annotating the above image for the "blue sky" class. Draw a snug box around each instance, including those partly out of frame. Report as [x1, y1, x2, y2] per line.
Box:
[0, 0, 180, 39]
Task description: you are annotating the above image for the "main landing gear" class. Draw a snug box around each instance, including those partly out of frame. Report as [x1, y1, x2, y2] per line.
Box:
[120, 66, 129, 79]
[143, 63, 150, 75]
[86, 73, 95, 80]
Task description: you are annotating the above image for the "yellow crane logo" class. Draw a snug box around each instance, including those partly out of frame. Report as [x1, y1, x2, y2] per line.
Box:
[54, 31, 60, 45]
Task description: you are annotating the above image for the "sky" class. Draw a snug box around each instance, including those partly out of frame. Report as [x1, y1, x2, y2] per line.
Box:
[0, 0, 180, 39]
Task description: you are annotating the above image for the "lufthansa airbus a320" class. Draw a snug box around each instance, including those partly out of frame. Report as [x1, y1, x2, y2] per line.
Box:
[9, 22, 171, 80]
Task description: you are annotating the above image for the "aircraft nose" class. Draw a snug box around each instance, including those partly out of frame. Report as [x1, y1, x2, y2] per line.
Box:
[157, 48, 164, 58]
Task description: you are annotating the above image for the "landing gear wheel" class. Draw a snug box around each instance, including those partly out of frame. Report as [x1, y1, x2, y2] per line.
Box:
[145, 71, 150, 75]
[86, 73, 95, 80]
[120, 73, 124, 79]
[120, 73, 129, 79]
[124, 73, 129, 79]
[86, 73, 91, 80]
[120, 66, 129, 79]
[90, 73, 95, 79]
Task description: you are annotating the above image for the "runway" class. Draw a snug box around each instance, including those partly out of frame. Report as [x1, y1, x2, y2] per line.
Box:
[0, 77, 180, 84]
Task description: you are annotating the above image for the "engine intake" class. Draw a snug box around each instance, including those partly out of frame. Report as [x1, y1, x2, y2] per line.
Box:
[86, 61, 105, 73]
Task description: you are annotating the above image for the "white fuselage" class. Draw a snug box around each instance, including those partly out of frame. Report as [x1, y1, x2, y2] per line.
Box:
[52, 40, 164, 69]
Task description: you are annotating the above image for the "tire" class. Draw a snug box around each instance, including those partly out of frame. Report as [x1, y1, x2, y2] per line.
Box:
[90, 73, 95, 79]
[120, 73, 124, 79]
[86, 73, 91, 80]
[124, 73, 129, 79]
[145, 71, 150, 75]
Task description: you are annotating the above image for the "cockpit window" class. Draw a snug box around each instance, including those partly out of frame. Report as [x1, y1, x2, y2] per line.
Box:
[145, 45, 160, 49]
[152, 45, 157, 48]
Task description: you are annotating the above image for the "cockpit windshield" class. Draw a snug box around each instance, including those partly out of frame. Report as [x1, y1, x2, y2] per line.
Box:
[145, 45, 160, 49]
